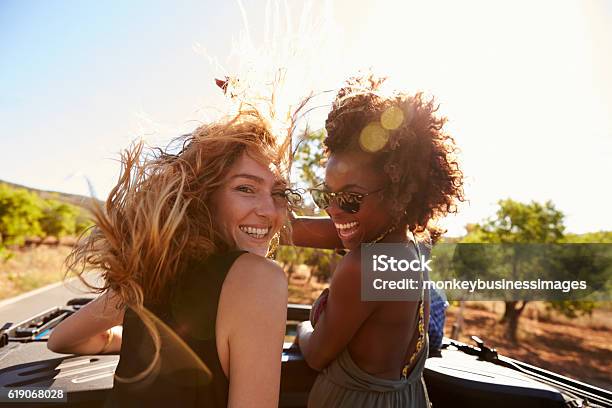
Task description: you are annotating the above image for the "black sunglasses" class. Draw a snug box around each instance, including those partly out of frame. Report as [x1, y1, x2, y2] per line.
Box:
[309, 185, 385, 214]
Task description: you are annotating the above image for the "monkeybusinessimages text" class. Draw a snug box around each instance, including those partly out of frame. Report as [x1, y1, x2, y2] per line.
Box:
[371, 254, 588, 294]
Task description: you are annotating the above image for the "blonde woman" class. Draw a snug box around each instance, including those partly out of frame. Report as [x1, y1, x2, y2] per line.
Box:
[48, 108, 299, 407]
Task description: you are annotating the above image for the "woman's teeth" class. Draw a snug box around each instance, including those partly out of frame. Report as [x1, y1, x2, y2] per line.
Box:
[239, 226, 269, 239]
[334, 221, 360, 238]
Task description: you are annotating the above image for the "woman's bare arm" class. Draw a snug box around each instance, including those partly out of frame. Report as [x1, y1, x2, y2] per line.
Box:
[289, 215, 343, 249]
[217, 253, 288, 408]
[47, 290, 125, 355]
[296, 252, 376, 370]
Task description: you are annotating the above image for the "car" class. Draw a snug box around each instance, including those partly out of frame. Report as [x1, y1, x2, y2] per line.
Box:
[1, 299, 610, 407]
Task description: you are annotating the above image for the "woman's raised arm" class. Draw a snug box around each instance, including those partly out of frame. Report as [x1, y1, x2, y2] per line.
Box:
[296, 251, 376, 370]
[47, 289, 125, 355]
[289, 214, 343, 249]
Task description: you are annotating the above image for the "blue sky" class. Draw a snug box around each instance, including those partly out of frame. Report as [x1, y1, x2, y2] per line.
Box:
[1, 0, 611, 235]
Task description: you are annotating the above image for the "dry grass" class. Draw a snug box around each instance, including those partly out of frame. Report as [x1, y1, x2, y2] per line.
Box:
[0, 245, 72, 300]
[460, 301, 612, 331]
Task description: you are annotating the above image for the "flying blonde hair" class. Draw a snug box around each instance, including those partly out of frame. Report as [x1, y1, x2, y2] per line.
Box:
[66, 107, 291, 311]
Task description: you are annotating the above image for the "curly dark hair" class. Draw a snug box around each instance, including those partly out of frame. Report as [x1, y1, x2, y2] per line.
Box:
[324, 74, 465, 241]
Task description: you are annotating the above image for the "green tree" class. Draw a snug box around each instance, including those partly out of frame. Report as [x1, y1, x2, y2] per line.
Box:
[276, 245, 340, 283]
[0, 184, 43, 247]
[276, 245, 309, 280]
[304, 248, 341, 283]
[563, 231, 612, 244]
[462, 199, 566, 341]
[39, 199, 79, 239]
[294, 129, 326, 191]
[75, 209, 94, 235]
[463, 199, 565, 244]
[550, 231, 612, 319]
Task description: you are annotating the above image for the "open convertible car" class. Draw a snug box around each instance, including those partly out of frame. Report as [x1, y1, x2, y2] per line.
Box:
[1, 299, 610, 407]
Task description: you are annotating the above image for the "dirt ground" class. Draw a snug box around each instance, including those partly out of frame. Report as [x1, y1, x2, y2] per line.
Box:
[444, 302, 612, 391]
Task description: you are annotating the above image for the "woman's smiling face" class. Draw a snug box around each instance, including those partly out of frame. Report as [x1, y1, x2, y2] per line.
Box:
[211, 151, 288, 256]
[324, 149, 394, 250]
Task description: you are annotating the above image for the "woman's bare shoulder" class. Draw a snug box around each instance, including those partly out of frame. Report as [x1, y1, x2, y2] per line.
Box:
[217, 253, 287, 350]
[229, 253, 286, 284]
[333, 250, 361, 278]
[222, 253, 287, 307]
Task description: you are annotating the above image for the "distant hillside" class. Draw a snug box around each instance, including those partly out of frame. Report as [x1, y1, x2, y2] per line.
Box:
[0, 179, 103, 211]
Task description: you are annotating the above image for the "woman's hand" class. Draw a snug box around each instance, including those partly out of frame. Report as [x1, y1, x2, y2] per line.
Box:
[97, 325, 123, 354]
[295, 321, 314, 346]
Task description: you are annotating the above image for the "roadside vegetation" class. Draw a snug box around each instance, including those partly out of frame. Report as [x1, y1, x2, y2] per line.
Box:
[0, 182, 92, 261]
[0, 245, 72, 300]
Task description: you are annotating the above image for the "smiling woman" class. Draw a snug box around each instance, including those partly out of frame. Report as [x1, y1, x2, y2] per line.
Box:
[293, 73, 465, 408]
[46, 107, 297, 408]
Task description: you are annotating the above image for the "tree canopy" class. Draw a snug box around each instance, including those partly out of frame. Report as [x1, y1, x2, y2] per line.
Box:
[460, 198, 609, 341]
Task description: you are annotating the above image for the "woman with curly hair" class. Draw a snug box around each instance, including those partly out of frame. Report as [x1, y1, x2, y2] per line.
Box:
[293, 74, 464, 407]
[48, 106, 299, 407]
